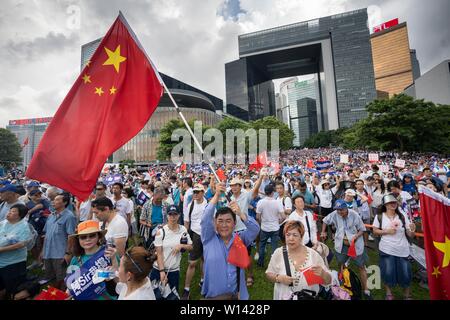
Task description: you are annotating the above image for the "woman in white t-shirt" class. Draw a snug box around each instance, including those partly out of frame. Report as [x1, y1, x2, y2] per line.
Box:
[287, 195, 318, 249]
[266, 220, 332, 300]
[372, 193, 416, 300]
[105, 246, 157, 300]
[150, 205, 192, 293]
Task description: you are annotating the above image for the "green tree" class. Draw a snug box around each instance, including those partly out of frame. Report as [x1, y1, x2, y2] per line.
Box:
[250, 116, 295, 151]
[355, 94, 450, 153]
[156, 118, 212, 161]
[0, 128, 22, 169]
[302, 128, 349, 148]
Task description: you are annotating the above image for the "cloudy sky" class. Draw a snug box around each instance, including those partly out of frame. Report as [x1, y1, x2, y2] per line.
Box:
[1, 0, 449, 127]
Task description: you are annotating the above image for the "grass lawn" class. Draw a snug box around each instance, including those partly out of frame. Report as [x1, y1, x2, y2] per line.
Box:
[28, 238, 429, 300]
[176, 239, 430, 300]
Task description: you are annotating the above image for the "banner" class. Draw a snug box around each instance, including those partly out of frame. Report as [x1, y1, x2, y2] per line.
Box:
[65, 247, 111, 300]
[380, 165, 390, 173]
[368, 153, 379, 163]
[395, 159, 406, 168]
[136, 190, 150, 206]
[340, 154, 349, 164]
[418, 186, 450, 300]
[316, 160, 332, 170]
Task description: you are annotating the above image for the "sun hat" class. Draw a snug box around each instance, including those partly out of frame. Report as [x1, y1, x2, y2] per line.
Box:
[193, 184, 205, 192]
[69, 220, 106, 238]
[333, 199, 348, 210]
[167, 205, 180, 215]
[382, 193, 398, 205]
[344, 189, 356, 197]
[229, 178, 244, 186]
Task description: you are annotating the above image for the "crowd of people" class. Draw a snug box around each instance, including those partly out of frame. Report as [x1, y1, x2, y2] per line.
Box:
[0, 148, 449, 300]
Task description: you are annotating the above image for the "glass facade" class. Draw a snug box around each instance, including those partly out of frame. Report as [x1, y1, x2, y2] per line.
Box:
[286, 79, 320, 146]
[225, 8, 377, 127]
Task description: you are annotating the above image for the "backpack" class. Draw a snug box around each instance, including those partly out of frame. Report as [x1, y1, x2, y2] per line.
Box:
[376, 211, 412, 244]
[339, 266, 362, 300]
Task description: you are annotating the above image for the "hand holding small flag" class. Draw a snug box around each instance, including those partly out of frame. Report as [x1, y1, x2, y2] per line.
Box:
[301, 266, 325, 286]
[347, 238, 357, 258]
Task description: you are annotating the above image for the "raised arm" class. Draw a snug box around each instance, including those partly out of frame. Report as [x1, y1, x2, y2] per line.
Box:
[252, 172, 265, 200]
[201, 182, 226, 243]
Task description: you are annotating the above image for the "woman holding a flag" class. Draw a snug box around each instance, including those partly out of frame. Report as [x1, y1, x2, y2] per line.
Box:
[266, 220, 332, 300]
[372, 193, 416, 300]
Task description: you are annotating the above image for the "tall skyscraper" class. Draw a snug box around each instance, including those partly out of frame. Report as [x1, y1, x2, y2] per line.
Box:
[371, 21, 421, 97]
[225, 8, 377, 128]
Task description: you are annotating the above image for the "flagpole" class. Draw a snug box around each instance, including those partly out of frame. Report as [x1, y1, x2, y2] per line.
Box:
[160, 81, 221, 183]
[117, 12, 220, 182]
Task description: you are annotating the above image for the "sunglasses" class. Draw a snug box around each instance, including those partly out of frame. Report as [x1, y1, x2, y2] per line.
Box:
[79, 233, 98, 240]
[125, 249, 143, 274]
[96, 188, 105, 191]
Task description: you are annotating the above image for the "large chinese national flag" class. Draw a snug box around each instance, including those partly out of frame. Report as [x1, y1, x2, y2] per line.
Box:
[418, 185, 450, 300]
[26, 13, 163, 200]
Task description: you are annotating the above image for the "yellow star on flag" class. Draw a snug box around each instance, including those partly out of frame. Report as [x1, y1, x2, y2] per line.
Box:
[110, 86, 117, 95]
[434, 236, 450, 268]
[95, 87, 104, 96]
[432, 266, 441, 278]
[82, 74, 91, 84]
[85, 60, 91, 67]
[103, 45, 126, 73]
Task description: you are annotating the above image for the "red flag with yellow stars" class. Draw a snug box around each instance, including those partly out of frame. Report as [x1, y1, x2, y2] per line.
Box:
[227, 233, 250, 269]
[419, 185, 450, 300]
[249, 151, 268, 172]
[26, 13, 163, 200]
[34, 286, 70, 300]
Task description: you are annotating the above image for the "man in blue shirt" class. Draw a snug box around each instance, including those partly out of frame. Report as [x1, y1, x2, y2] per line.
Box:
[42, 193, 77, 290]
[201, 183, 260, 300]
[292, 181, 317, 212]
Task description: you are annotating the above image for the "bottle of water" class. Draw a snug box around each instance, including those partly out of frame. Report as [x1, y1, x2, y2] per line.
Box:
[180, 232, 188, 253]
[92, 269, 117, 284]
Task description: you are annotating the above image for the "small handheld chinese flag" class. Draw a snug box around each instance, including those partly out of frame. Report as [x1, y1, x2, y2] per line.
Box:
[302, 267, 324, 286]
[216, 168, 226, 181]
[26, 12, 164, 200]
[227, 234, 250, 269]
[347, 239, 357, 258]
[22, 137, 29, 147]
[249, 151, 268, 172]
[35, 286, 70, 300]
[306, 159, 314, 169]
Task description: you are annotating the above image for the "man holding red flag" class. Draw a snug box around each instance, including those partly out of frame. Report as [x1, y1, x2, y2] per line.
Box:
[419, 185, 450, 300]
[26, 13, 163, 200]
[200, 182, 260, 300]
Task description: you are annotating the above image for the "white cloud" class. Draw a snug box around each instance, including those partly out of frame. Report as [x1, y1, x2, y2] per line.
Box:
[0, 0, 448, 128]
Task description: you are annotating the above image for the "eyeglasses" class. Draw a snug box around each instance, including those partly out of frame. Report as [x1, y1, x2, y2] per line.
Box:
[96, 188, 105, 191]
[125, 249, 143, 274]
[79, 233, 98, 240]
